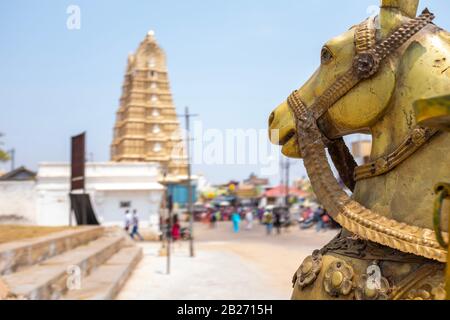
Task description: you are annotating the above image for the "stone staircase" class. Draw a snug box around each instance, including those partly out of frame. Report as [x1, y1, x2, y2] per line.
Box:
[0, 226, 142, 300]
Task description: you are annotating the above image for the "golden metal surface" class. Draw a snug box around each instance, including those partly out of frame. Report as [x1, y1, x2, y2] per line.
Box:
[379, 1, 418, 38]
[269, 1, 450, 300]
[295, 251, 323, 289]
[433, 184, 450, 249]
[414, 95, 450, 299]
[432, 183, 450, 300]
[301, 260, 313, 274]
[380, 0, 419, 18]
[414, 95, 450, 132]
[283, 11, 446, 262]
[354, 127, 439, 181]
[323, 260, 354, 297]
[288, 87, 447, 262]
[269, 9, 450, 243]
[331, 272, 344, 288]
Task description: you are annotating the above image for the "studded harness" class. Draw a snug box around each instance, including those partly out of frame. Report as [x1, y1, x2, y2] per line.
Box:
[288, 9, 437, 189]
[286, 9, 448, 262]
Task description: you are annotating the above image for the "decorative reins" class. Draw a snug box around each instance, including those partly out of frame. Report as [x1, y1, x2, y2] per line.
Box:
[296, 9, 435, 121]
[351, 11, 440, 182]
[290, 9, 438, 185]
[354, 126, 439, 181]
[287, 9, 448, 262]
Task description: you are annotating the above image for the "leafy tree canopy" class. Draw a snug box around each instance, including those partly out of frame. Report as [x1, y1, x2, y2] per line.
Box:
[0, 132, 10, 162]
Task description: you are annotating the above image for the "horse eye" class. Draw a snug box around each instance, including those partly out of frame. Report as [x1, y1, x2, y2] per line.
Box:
[321, 47, 333, 64]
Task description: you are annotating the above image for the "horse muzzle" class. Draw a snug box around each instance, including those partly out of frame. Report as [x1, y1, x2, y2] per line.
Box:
[268, 101, 302, 158]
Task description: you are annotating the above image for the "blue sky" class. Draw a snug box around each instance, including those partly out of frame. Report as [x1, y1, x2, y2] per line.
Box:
[0, 0, 448, 184]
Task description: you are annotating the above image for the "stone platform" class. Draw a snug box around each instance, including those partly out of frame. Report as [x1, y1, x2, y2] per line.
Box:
[0, 226, 142, 300]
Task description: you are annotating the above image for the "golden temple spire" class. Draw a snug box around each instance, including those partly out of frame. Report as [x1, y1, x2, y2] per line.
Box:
[111, 31, 188, 178]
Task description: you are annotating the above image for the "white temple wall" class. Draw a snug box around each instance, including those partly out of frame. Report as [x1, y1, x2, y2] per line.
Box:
[35, 189, 70, 226]
[94, 190, 162, 230]
[0, 181, 37, 224]
[0, 162, 164, 229]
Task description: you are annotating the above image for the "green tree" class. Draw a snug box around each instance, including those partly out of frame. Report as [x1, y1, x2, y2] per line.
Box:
[0, 133, 11, 162]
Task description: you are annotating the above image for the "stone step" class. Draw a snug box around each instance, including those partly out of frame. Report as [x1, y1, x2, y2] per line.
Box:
[2, 235, 124, 300]
[0, 226, 104, 276]
[63, 246, 143, 300]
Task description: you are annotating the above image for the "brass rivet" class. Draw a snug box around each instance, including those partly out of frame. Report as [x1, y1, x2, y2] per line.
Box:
[375, 158, 387, 170]
[331, 272, 344, 288]
[365, 286, 377, 298]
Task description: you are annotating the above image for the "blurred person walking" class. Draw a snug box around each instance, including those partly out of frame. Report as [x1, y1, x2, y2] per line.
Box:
[172, 215, 181, 241]
[245, 210, 254, 230]
[210, 211, 217, 228]
[231, 209, 241, 233]
[130, 209, 144, 241]
[215, 210, 222, 222]
[314, 206, 326, 232]
[274, 210, 282, 235]
[124, 210, 132, 233]
[263, 210, 274, 235]
[172, 214, 181, 248]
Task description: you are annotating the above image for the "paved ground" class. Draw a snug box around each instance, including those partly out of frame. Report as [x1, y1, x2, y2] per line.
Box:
[117, 222, 338, 300]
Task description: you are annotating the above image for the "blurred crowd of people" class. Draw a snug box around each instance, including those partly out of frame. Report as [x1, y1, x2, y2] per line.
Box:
[124, 201, 337, 244]
[200, 202, 339, 235]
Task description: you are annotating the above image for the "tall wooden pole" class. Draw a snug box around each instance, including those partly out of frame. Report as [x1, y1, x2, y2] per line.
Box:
[285, 159, 290, 208]
[177, 107, 198, 258]
[167, 192, 172, 275]
[185, 106, 195, 258]
[280, 157, 284, 206]
[163, 169, 171, 275]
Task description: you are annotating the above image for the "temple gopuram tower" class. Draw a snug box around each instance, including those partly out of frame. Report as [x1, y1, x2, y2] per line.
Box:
[111, 31, 188, 180]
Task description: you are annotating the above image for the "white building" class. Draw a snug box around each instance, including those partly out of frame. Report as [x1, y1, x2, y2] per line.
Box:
[0, 167, 37, 224]
[0, 163, 165, 231]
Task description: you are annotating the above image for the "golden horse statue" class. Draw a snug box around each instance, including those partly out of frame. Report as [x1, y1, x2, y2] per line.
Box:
[269, 0, 450, 300]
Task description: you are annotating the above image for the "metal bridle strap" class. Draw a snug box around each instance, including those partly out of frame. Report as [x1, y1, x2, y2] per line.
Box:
[290, 10, 435, 188]
[287, 10, 447, 262]
[310, 9, 435, 122]
[354, 126, 440, 181]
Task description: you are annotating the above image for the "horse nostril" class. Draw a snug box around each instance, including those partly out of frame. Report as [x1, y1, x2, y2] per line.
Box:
[269, 111, 275, 127]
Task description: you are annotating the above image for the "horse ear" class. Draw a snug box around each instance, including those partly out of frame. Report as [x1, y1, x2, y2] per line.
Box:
[379, 0, 419, 37]
[381, 0, 419, 18]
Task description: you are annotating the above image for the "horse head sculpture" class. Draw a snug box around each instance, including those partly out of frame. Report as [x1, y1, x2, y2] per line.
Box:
[269, 0, 450, 299]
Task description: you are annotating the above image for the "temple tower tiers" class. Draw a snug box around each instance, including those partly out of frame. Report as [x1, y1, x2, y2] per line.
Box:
[111, 31, 188, 179]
